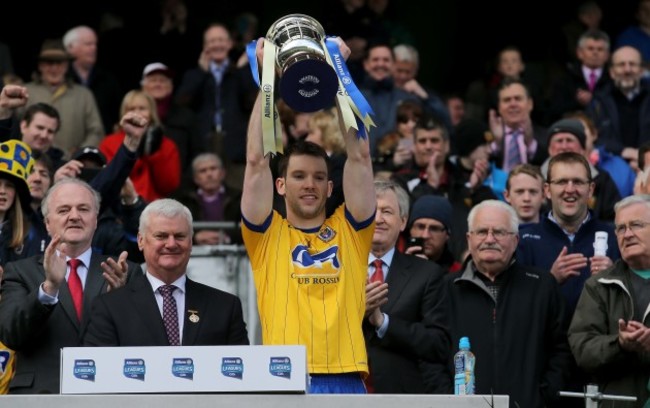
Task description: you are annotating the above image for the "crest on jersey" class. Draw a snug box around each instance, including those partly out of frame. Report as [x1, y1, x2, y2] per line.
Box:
[317, 225, 336, 243]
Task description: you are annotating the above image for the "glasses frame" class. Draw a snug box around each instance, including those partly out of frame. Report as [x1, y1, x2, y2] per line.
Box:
[469, 228, 517, 240]
[614, 220, 650, 236]
[547, 178, 592, 188]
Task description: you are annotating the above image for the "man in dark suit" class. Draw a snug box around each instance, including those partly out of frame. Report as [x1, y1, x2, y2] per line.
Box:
[0, 177, 143, 394]
[488, 78, 548, 172]
[364, 179, 451, 393]
[83, 198, 249, 347]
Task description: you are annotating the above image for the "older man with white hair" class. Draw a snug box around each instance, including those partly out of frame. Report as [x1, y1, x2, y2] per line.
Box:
[568, 194, 650, 407]
[444, 199, 572, 408]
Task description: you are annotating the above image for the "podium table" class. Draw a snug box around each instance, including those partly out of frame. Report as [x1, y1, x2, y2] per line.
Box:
[1, 394, 509, 408]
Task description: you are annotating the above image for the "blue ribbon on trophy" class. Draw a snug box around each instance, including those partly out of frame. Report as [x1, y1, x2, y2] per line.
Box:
[246, 13, 375, 156]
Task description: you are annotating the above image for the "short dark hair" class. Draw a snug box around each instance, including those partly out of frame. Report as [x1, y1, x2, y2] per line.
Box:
[277, 140, 331, 178]
[547, 152, 592, 182]
[31, 149, 54, 184]
[639, 141, 650, 171]
[578, 29, 610, 49]
[21, 102, 61, 132]
[497, 77, 531, 99]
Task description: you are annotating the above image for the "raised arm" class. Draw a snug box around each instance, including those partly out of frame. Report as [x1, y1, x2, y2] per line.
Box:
[337, 97, 375, 222]
[241, 39, 274, 225]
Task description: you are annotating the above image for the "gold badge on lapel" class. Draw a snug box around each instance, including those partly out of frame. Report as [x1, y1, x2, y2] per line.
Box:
[188, 310, 200, 323]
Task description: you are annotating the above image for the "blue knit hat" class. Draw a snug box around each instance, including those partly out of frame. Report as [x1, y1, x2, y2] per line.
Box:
[408, 195, 453, 232]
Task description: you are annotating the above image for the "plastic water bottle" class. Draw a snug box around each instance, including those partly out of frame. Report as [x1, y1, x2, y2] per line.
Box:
[454, 336, 475, 395]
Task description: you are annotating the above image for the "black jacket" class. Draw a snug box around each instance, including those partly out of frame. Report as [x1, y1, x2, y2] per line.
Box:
[445, 259, 573, 408]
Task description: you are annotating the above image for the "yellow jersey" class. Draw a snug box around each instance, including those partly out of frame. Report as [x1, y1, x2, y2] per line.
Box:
[242, 205, 374, 375]
[0, 342, 14, 394]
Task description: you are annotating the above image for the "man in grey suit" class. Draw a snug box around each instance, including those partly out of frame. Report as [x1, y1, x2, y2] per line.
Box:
[364, 179, 451, 393]
[0, 176, 143, 394]
[83, 198, 249, 347]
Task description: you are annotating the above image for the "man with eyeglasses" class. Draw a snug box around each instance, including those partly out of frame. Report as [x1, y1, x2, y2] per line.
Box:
[517, 151, 620, 405]
[405, 194, 462, 272]
[586, 45, 650, 171]
[444, 199, 572, 408]
[539, 117, 622, 222]
[568, 194, 650, 407]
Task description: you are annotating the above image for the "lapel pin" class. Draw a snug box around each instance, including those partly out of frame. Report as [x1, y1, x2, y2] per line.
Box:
[188, 310, 200, 323]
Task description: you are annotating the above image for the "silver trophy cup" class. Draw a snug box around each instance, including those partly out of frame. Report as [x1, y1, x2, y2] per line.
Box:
[266, 14, 339, 113]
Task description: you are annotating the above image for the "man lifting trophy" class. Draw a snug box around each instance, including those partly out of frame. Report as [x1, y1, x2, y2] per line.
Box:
[246, 13, 374, 155]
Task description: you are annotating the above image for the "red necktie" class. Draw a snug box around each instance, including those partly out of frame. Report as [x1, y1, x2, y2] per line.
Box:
[67, 259, 83, 321]
[365, 259, 386, 393]
[370, 259, 384, 284]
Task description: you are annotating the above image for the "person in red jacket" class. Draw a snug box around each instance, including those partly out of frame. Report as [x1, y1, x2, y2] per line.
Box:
[100, 90, 181, 202]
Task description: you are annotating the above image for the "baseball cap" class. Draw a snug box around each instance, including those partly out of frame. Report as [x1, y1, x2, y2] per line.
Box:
[71, 146, 106, 167]
[142, 62, 174, 81]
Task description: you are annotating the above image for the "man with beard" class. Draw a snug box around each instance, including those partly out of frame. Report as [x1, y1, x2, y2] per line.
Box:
[587, 45, 650, 170]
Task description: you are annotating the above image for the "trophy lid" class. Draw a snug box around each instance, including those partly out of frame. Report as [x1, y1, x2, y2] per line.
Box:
[266, 13, 326, 43]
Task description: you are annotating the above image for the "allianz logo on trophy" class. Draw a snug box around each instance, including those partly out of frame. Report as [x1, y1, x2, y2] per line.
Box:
[247, 13, 375, 155]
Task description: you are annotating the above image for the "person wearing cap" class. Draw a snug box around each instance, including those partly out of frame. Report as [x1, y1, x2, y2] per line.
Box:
[63, 25, 124, 135]
[0, 176, 143, 394]
[540, 117, 622, 222]
[140, 61, 203, 184]
[392, 112, 497, 261]
[453, 118, 508, 201]
[0, 140, 35, 266]
[176, 22, 258, 190]
[406, 194, 462, 272]
[364, 179, 451, 393]
[0, 140, 34, 394]
[16, 38, 104, 159]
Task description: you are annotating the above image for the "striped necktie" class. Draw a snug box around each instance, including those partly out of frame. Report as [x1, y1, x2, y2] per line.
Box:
[506, 129, 522, 171]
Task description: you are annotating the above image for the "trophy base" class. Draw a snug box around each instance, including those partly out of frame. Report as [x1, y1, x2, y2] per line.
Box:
[280, 59, 338, 113]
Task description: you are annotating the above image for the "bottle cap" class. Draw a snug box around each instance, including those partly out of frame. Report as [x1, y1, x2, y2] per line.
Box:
[459, 336, 470, 349]
[593, 231, 608, 257]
